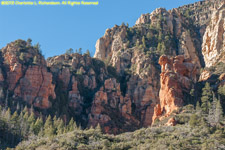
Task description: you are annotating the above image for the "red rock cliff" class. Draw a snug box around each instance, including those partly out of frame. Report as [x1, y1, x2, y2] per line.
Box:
[153, 55, 197, 122]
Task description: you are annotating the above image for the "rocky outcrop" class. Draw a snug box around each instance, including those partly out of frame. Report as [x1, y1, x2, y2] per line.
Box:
[219, 73, 225, 81]
[88, 78, 141, 133]
[89, 78, 124, 133]
[153, 55, 197, 122]
[202, 3, 225, 68]
[94, 25, 127, 60]
[199, 70, 211, 81]
[1, 40, 55, 109]
[177, 0, 223, 27]
[13, 66, 56, 108]
[165, 117, 176, 126]
[68, 76, 83, 114]
[92, 1, 206, 131]
[47, 53, 109, 123]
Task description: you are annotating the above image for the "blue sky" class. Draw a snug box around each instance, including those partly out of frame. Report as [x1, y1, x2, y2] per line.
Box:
[0, 0, 200, 58]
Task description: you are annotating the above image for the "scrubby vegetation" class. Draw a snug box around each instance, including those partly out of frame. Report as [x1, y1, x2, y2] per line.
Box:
[11, 103, 225, 150]
[0, 105, 82, 149]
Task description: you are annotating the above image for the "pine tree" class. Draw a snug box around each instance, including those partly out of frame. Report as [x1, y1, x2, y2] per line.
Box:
[86, 49, 91, 56]
[19, 111, 27, 137]
[158, 32, 163, 41]
[196, 101, 201, 112]
[157, 42, 162, 53]
[21, 109, 30, 136]
[5, 90, 9, 109]
[11, 111, 19, 140]
[44, 115, 54, 136]
[201, 82, 212, 113]
[95, 123, 102, 134]
[218, 85, 225, 100]
[11, 111, 19, 125]
[29, 122, 35, 135]
[27, 38, 32, 46]
[53, 115, 58, 135]
[34, 43, 41, 52]
[78, 48, 82, 54]
[33, 118, 43, 135]
[28, 112, 35, 125]
[56, 118, 64, 135]
[142, 36, 146, 49]
[66, 48, 74, 54]
[67, 118, 76, 132]
[215, 99, 223, 124]
[208, 93, 217, 125]
[23, 111, 29, 120]
[5, 108, 11, 122]
[22, 106, 28, 114]
[10, 111, 20, 146]
[160, 42, 166, 55]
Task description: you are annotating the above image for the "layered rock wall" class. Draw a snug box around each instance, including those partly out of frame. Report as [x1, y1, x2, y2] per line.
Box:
[202, 3, 225, 67]
[153, 55, 197, 122]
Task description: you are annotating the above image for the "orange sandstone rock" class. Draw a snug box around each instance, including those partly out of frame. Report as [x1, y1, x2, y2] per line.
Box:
[166, 117, 176, 126]
[153, 55, 197, 123]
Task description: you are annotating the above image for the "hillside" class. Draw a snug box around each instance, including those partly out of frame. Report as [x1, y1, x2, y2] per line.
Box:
[14, 105, 225, 150]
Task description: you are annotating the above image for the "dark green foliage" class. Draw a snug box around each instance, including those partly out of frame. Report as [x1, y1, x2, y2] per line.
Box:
[218, 85, 225, 97]
[16, 111, 225, 150]
[19, 53, 25, 61]
[92, 58, 105, 78]
[120, 70, 131, 97]
[184, 9, 191, 18]
[65, 48, 74, 55]
[189, 114, 199, 127]
[26, 38, 32, 46]
[78, 48, 82, 54]
[201, 82, 213, 113]
[48, 79, 71, 119]
[142, 36, 146, 49]
[33, 118, 43, 135]
[107, 65, 118, 80]
[0, 106, 80, 149]
[86, 49, 91, 56]
[67, 118, 77, 132]
[44, 115, 55, 137]
[157, 42, 166, 55]
[33, 43, 42, 54]
[215, 99, 223, 124]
